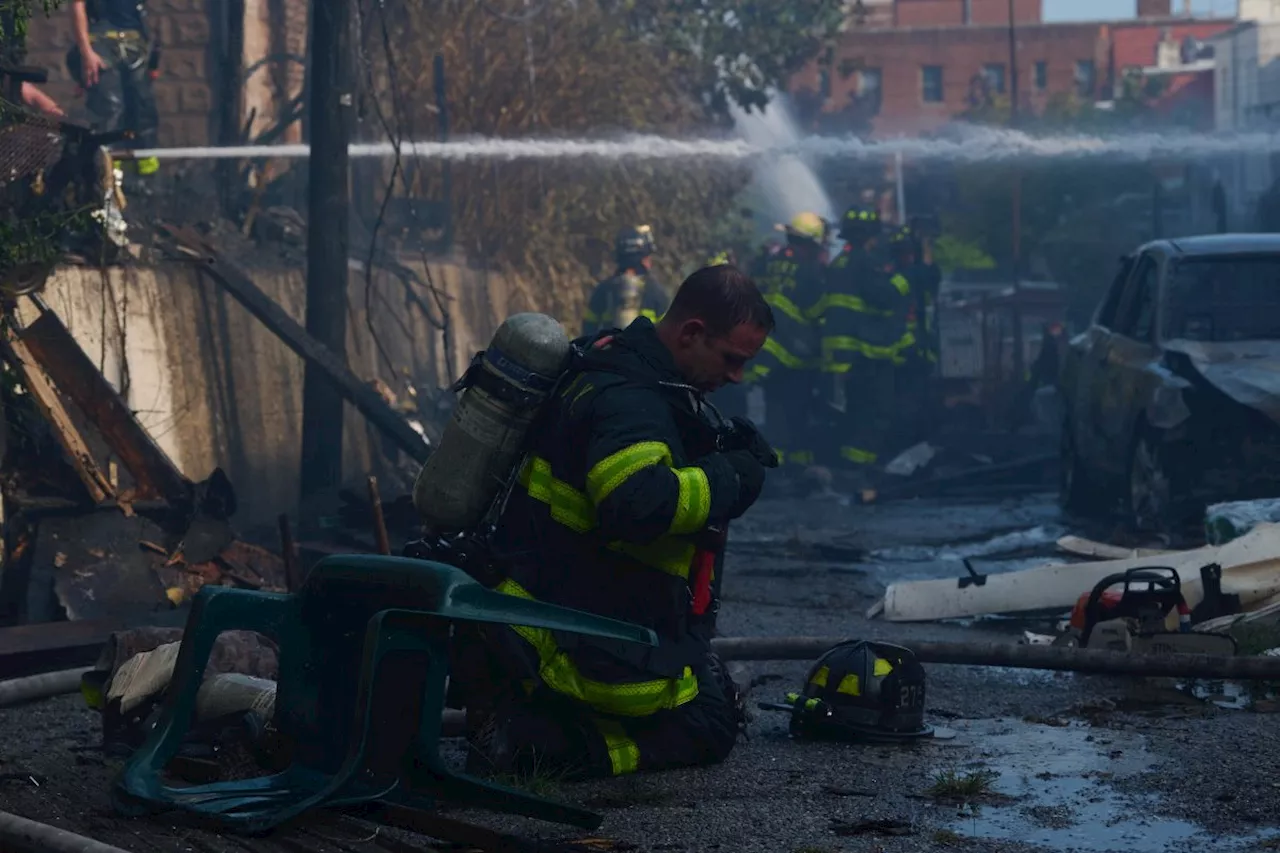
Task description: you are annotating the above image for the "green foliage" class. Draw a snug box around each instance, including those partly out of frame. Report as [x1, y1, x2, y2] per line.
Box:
[381, 1, 838, 326]
[622, 0, 847, 118]
[931, 234, 996, 274]
[0, 206, 90, 271]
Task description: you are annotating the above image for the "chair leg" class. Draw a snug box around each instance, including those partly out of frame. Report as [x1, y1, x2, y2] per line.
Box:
[114, 588, 293, 807]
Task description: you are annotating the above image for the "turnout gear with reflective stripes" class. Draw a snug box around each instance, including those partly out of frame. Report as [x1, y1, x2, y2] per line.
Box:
[479, 650, 742, 780]
[817, 244, 914, 370]
[750, 245, 822, 373]
[750, 245, 823, 465]
[813, 243, 910, 468]
[584, 270, 668, 334]
[488, 317, 759, 775]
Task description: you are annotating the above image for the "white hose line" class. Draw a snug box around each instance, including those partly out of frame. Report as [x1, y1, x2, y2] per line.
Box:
[0, 669, 89, 708]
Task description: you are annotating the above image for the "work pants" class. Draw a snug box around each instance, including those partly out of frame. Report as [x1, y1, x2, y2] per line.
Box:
[762, 370, 818, 466]
[451, 624, 739, 779]
[75, 28, 159, 174]
[833, 357, 896, 469]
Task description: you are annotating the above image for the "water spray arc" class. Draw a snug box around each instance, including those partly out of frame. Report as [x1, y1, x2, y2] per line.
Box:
[118, 127, 1280, 165]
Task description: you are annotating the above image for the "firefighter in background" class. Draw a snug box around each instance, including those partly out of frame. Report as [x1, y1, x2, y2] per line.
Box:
[887, 224, 942, 443]
[813, 205, 911, 478]
[750, 212, 828, 467]
[67, 0, 161, 182]
[584, 225, 669, 334]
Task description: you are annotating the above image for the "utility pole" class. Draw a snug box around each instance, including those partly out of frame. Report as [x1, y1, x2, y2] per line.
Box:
[299, 0, 354, 498]
[1007, 0, 1026, 384]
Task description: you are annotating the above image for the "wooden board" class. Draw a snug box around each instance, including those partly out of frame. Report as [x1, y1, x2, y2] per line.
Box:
[0, 325, 114, 504]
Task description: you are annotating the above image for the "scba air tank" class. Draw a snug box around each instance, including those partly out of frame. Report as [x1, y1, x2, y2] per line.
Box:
[413, 313, 570, 532]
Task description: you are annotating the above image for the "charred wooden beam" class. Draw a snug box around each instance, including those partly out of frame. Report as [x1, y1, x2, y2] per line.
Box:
[19, 302, 190, 501]
[0, 324, 115, 504]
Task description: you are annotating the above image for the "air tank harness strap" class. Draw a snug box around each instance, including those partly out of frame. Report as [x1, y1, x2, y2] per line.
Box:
[453, 345, 563, 409]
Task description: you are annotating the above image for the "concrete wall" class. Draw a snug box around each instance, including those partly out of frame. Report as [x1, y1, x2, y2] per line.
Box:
[21, 258, 541, 526]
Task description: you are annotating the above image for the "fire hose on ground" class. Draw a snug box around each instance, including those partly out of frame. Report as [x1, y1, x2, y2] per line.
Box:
[4, 639, 1280, 716]
[0, 809, 133, 853]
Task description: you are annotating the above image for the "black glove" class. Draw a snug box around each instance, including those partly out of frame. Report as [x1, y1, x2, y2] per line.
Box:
[728, 416, 780, 469]
[724, 449, 766, 517]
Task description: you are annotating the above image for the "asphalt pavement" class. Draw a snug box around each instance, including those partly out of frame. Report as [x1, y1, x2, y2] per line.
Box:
[2, 491, 1279, 853]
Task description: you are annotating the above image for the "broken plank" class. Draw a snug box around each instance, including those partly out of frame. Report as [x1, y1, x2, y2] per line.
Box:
[19, 301, 190, 501]
[0, 324, 115, 504]
[156, 224, 430, 463]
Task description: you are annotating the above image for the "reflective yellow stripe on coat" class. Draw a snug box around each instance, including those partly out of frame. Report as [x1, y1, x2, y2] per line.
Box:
[518, 451, 706, 578]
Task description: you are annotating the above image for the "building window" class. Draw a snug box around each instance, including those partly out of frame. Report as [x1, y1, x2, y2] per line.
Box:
[983, 63, 1006, 95]
[1075, 59, 1097, 98]
[921, 65, 944, 103]
[858, 67, 883, 114]
[1034, 61, 1048, 91]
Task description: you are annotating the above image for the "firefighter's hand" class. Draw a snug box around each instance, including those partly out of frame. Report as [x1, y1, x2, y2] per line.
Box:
[728, 416, 779, 469]
[21, 83, 63, 116]
[82, 49, 108, 87]
[724, 450, 766, 518]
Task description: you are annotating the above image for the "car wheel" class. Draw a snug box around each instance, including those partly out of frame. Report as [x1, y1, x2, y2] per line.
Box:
[1059, 421, 1095, 514]
[1128, 430, 1175, 534]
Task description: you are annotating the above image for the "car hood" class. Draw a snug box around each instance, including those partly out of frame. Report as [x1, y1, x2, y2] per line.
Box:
[1164, 339, 1280, 423]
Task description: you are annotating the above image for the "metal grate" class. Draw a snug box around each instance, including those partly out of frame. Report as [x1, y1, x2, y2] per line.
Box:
[0, 101, 66, 187]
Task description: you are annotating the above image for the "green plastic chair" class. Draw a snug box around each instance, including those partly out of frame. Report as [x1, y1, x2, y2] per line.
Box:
[112, 555, 657, 834]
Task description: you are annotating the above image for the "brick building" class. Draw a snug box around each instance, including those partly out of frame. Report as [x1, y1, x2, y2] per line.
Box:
[802, 0, 1233, 136]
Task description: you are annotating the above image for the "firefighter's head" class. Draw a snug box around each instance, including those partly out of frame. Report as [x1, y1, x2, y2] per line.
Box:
[615, 225, 656, 271]
[657, 265, 774, 392]
[889, 226, 919, 265]
[779, 212, 827, 260]
[839, 205, 883, 247]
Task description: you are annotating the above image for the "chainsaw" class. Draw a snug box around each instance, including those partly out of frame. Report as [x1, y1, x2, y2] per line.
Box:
[1053, 566, 1237, 656]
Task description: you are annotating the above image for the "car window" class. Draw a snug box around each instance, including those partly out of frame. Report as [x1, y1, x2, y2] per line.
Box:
[1165, 255, 1280, 341]
[1115, 255, 1158, 343]
[1096, 256, 1135, 329]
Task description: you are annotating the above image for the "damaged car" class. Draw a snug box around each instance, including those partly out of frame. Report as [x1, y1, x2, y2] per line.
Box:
[1060, 234, 1280, 532]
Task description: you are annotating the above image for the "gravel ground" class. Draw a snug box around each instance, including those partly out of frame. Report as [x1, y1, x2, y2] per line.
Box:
[2, 492, 1278, 853]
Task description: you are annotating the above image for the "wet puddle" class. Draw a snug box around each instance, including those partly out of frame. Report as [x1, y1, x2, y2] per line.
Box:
[934, 719, 1278, 852]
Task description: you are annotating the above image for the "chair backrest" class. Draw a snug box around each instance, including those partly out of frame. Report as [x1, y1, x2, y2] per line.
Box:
[273, 556, 473, 774]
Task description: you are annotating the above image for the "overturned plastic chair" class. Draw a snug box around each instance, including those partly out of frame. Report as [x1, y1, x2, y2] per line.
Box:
[112, 555, 657, 834]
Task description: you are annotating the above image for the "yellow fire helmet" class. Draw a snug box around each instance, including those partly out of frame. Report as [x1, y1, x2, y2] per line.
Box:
[784, 211, 827, 244]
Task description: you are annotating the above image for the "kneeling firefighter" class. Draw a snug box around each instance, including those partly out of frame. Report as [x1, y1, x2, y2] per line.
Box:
[416, 265, 778, 780]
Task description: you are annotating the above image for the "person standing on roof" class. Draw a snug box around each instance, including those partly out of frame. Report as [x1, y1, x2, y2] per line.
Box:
[584, 225, 669, 334]
[465, 264, 777, 780]
[749, 212, 828, 469]
[66, 0, 161, 183]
